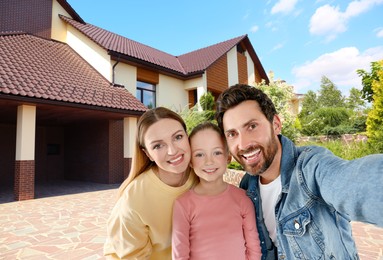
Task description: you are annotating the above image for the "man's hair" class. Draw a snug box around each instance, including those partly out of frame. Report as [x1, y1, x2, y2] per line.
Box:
[215, 84, 277, 131]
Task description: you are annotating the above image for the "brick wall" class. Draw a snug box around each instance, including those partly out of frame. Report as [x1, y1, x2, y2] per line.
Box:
[0, 124, 16, 186]
[14, 160, 35, 200]
[0, 0, 52, 39]
[108, 120, 124, 184]
[65, 122, 109, 183]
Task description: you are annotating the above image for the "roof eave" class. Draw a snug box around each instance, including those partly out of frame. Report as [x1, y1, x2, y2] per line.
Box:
[56, 0, 85, 24]
[109, 51, 204, 80]
[0, 93, 146, 116]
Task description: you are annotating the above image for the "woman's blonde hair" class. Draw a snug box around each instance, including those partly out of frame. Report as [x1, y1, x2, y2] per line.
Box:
[117, 107, 187, 197]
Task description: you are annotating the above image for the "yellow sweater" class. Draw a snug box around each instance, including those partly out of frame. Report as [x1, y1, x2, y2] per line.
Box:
[104, 168, 197, 259]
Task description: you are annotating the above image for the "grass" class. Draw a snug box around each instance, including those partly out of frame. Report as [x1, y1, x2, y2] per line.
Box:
[297, 139, 375, 160]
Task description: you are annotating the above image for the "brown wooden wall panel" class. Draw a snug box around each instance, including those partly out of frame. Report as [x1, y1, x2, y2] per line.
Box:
[237, 52, 248, 84]
[254, 65, 262, 83]
[206, 55, 228, 93]
[137, 67, 159, 84]
[0, 0, 52, 39]
[188, 89, 197, 108]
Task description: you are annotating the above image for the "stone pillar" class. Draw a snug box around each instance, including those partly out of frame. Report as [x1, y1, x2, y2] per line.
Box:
[14, 105, 36, 201]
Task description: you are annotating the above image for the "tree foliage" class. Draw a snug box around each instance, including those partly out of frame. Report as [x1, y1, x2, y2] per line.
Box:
[299, 90, 318, 118]
[365, 60, 383, 152]
[254, 74, 299, 142]
[181, 91, 216, 134]
[317, 76, 345, 107]
[346, 87, 366, 111]
[357, 61, 382, 102]
[299, 76, 366, 136]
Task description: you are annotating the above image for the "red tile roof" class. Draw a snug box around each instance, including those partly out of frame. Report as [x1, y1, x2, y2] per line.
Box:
[178, 35, 247, 73]
[59, 15, 248, 75]
[0, 33, 147, 113]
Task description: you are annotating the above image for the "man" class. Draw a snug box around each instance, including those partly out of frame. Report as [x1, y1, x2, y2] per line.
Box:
[215, 84, 383, 259]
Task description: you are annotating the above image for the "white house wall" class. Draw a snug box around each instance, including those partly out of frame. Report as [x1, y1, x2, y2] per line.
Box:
[66, 26, 112, 81]
[157, 75, 188, 112]
[227, 48, 239, 86]
[245, 51, 256, 85]
[184, 76, 204, 91]
[114, 62, 137, 94]
[51, 0, 72, 42]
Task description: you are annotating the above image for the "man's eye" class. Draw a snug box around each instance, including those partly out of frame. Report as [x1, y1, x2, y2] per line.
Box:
[249, 123, 257, 130]
[226, 132, 236, 138]
[175, 134, 183, 140]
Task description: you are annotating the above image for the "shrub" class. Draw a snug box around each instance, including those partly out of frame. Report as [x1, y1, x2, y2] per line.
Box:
[228, 160, 244, 170]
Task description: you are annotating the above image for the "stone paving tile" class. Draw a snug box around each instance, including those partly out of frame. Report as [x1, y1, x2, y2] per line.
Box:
[0, 180, 382, 260]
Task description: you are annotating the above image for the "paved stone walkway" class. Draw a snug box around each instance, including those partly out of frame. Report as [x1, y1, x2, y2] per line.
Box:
[0, 180, 382, 259]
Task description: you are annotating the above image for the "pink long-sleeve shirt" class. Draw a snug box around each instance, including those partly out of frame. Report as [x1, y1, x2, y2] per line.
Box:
[172, 184, 261, 260]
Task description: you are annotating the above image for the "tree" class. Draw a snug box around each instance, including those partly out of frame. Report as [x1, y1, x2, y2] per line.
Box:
[181, 91, 216, 133]
[299, 90, 318, 118]
[317, 76, 345, 107]
[254, 74, 299, 141]
[298, 76, 366, 136]
[199, 91, 215, 111]
[365, 60, 383, 152]
[357, 61, 382, 102]
[346, 87, 366, 111]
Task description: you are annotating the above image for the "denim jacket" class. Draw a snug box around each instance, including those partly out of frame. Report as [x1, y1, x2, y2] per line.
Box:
[240, 135, 383, 260]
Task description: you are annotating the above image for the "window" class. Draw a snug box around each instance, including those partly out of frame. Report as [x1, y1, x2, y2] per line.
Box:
[136, 81, 156, 108]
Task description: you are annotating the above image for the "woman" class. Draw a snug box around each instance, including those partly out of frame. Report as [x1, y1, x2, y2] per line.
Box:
[104, 107, 198, 259]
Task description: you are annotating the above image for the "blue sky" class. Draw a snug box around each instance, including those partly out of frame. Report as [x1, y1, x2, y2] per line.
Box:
[67, 0, 383, 95]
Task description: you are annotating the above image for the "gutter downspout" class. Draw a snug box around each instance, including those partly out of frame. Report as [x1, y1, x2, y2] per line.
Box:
[112, 60, 120, 86]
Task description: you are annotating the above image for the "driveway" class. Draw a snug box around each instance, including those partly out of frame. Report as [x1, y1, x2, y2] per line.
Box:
[0, 180, 382, 259]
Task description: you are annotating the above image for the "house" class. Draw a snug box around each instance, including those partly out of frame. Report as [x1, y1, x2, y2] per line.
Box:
[0, 0, 269, 201]
[289, 93, 305, 116]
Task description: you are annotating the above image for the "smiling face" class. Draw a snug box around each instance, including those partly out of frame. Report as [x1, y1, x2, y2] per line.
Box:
[222, 100, 282, 179]
[143, 118, 191, 176]
[190, 128, 230, 183]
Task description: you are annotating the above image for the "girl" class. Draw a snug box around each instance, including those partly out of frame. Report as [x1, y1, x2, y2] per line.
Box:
[172, 122, 261, 259]
[104, 107, 198, 259]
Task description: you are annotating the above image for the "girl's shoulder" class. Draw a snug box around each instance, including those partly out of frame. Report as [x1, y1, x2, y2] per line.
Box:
[227, 183, 249, 198]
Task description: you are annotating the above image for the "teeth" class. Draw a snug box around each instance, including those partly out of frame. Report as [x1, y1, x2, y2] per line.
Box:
[243, 149, 260, 159]
[204, 169, 216, 173]
[169, 155, 182, 163]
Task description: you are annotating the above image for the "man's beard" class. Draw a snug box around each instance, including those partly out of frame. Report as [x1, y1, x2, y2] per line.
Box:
[237, 135, 278, 176]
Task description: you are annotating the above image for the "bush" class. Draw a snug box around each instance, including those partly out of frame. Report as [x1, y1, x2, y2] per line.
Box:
[228, 160, 244, 170]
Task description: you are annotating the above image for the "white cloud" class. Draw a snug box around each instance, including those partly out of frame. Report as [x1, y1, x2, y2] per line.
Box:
[309, 5, 347, 41]
[271, 0, 299, 14]
[250, 25, 259, 33]
[265, 21, 278, 32]
[270, 43, 284, 53]
[291, 46, 383, 94]
[309, 0, 383, 40]
[376, 27, 383, 38]
[243, 10, 251, 20]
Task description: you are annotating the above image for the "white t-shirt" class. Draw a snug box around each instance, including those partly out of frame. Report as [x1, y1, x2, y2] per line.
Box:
[259, 174, 282, 246]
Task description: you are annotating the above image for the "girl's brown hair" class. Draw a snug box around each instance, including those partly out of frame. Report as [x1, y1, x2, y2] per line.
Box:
[189, 121, 228, 152]
[118, 107, 187, 197]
